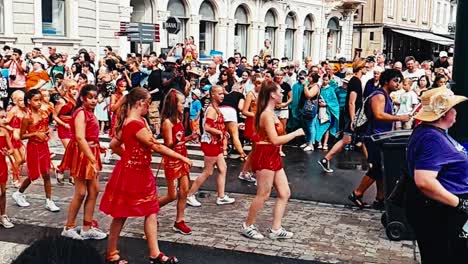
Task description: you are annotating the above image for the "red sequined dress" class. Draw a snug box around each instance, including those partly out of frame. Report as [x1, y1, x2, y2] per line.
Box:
[109, 92, 123, 138]
[57, 97, 76, 139]
[25, 110, 51, 181]
[251, 122, 285, 172]
[0, 135, 8, 184]
[243, 93, 257, 140]
[100, 119, 159, 218]
[58, 107, 102, 180]
[200, 106, 225, 157]
[163, 122, 190, 181]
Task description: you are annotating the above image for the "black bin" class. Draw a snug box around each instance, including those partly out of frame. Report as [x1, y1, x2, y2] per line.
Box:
[371, 130, 415, 241]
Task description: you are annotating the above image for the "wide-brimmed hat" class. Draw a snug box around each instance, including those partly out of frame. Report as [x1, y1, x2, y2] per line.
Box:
[188, 67, 204, 76]
[414, 87, 467, 122]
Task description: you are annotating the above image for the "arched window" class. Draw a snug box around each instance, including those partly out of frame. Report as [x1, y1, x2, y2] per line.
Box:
[234, 6, 249, 56]
[199, 1, 216, 58]
[303, 15, 314, 59]
[326, 18, 341, 60]
[264, 9, 277, 56]
[167, 0, 187, 47]
[284, 12, 296, 60]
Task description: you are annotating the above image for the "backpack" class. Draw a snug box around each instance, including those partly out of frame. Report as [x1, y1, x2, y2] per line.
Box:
[353, 91, 378, 130]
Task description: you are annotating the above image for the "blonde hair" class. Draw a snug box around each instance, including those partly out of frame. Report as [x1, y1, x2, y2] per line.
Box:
[11, 90, 25, 104]
[62, 79, 78, 90]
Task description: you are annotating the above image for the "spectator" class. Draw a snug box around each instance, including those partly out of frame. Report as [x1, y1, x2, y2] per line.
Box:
[315, 74, 340, 151]
[364, 66, 383, 98]
[403, 56, 425, 82]
[395, 78, 419, 130]
[393, 61, 403, 72]
[25, 60, 50, 91]
[3, 48, 27, 104]
[301, 72, 320, 152]
[217, 69, 235, 92]
[432, 74, 447, 88]
[259, 39, 273, 63]
[415, 75, 431, 96]
[81, 62, 95, 85]
[434, 51, 450, 69]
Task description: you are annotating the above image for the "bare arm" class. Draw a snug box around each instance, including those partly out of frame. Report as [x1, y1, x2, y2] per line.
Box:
[53, 99, 69, 128]
[414, 170, 459, 207]
[111, 94, 126, 112]
[348, 91, 357, 122]
[20, 116, 47, 140]
[162, 119, 175, 148]
[110, 137, 124, 157]
[304, 84, 319, 99]
[74, 111, 97, 162]
[242, 93, 254, 117]
[283, 90, 293, 107]
[237, 98, 245, 113]
[261, 111, 303, 146]
[371, 94, 408, 122]
[203, 107, 223, 137]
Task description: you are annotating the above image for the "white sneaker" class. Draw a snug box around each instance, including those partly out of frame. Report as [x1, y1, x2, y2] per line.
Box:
[241, 223, 264, 240]
[103, 149, 111, 164]
[279, 151, 286, 157]
[186, 195, 202, 207]
[0, 215, 14, 229]
[45, 199, 60, 212]
[216, 195, 235, 205]
[303, 145, 314, 152]
[80, 227, 108, 240]
[12, 191, 30, 207]
[238, 172, 257, 183]
[300, 143, 307, 148]
[268, 227, 294, 239]
[61, 227, 84, 240]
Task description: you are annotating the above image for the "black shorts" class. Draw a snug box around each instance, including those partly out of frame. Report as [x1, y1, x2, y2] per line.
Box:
[364, 137, 383, 180]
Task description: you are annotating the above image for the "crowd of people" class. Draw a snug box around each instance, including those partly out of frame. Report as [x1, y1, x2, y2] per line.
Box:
[0, 38, 465, 263]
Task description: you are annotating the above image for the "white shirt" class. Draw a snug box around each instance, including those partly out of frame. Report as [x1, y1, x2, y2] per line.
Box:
[396, 90, 419, 115]
[402, 69, 425, 82]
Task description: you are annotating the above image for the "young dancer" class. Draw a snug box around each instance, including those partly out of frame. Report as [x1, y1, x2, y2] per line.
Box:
[241, 81, 304, 240]
[100, 87, 191, 264]
[6, 90, 27, 188]
[60, 84, 107, 240]
[109, 78, 127, 138]
[159, 89, 198, 235]
[12, 89, 60, 212]
[186, 85, 235, 207]
[0, 107, 14, 228]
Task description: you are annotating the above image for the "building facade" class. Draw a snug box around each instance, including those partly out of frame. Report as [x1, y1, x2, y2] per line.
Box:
[0, 0, 365, 62]
[352, 0, 455, 62]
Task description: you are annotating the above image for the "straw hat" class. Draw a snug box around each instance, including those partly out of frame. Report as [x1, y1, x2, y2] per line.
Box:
[414, 87, 468, 122]
[188, 67, 205, 76]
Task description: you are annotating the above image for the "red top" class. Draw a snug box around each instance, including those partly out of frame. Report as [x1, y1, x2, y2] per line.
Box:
[9, 115, 22, 129]
[201, 106, 225, 146]
[71, 107, 100, 143]
[121, 119, 153, 169]
[27, 110, 49, 143]
[58, 98, 76, 117]
[253, 122, 285, 143]
[163, 122, 190, 180]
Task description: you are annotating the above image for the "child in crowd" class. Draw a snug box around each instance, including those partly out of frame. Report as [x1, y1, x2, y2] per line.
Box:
[395, 78, 419, 130]
[95, 92, 109, 135]
[189, 89, 202, 141]
[0, 107, 14, 228]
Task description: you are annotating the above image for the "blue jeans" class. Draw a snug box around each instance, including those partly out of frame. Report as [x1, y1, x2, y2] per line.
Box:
[303, 117, 316, 145]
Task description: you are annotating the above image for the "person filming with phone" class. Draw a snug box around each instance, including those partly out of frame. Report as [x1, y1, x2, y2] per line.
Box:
[2, 48, 27, 105]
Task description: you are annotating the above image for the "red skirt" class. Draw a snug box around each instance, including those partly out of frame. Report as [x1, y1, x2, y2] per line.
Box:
[11, 134, 23, 149]
[244, 117, 255, 140]
[251, 144, 283, 172]
[57, 123, 72, 139]
[163, 146, 190, 181]
[99, 161, 159, 218]
[58, 140, 102, 180]
[0, 155, 7, 184]
[201, 143, 223, 157]
[109, 114, 117, 138]
[26, 141, 51, 181]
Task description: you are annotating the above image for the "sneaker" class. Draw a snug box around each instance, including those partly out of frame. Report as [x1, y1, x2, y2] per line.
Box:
[323, 144, 329, 151]
[303, 145, 314, 152]
[279, 151, 286, 157]
[238, 172, 257, 183]
[216, 195, 235, 205]
[103, 150, 111, 164]
[268, 227, 294, 239]
[173, 221, 192, 235]
[80, 227, 108, 240]
[45, 199, 60, 212]
[300, 143, 307, 148]
[241, 223, 264, 240]
[12, 191, 30, 207]
[186, 195, 202, 207]
[317, 143, 323, 149]
[61, 227, 84, 240]
[317, 158, 333, 173]
[0, 215, 14, 229]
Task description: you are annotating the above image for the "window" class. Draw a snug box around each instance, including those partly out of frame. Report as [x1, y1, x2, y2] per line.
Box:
[284, 13, 295, 60]
[436, 2, 441, 24]
[387, 0, 395, 18]
[167, 0, 187, 47]
[370, 32, 374, 41]
[422, 0, 429, 23]
[402, 0, 408, 20]
[326, 18, 341, 60]
[234, 6, 249, 56]
[42, 0, 65, 35]
[410, 0, 417, 21]
[443, 3, 448, 25]
[199, 1, 216, 58]
[265, 10, 277, 54]
[303, 15, 314, 59]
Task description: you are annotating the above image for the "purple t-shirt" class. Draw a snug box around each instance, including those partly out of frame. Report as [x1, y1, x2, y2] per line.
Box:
[407, 125, 468, 194]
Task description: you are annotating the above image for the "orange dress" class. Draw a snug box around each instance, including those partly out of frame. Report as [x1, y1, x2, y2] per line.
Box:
[163, 122, 190, 181]
[25, 110, 51, 181]
[200, 106, 225, 157]
[244, 93, 257, 140]
[58, 107, 102, 179]
[0, 135, 7, 184]
[100, 119, 159, 218]
[251, 122, 285, 172]
[109, 92, 123, 138]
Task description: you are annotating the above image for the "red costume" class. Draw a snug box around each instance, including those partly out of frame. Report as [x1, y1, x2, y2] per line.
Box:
[200, 106, 225, 157]
[243, 94, 257, 140]
[109, 92, 123, 138]
[58, 107, 102, 180]
[25, 110, 51, 181]
[9, 115, 23, 149]
[251, 122, 285, 172]
[163, 122, 190, 181]
[0, 136, 8, 184]
[57, 97, 75, 139]
[100, 119, 159, 218]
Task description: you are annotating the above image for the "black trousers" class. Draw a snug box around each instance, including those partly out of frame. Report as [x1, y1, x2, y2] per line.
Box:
[405, 185, 468, 264]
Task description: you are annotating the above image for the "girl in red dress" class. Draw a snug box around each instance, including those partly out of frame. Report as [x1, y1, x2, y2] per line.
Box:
[100, 87, 191, 264]
[159, 89, 198, 235]
[0, 107, 14, 228]
[5, 90, 27, 188]
[241, 81, 304, 240]
[186, 85, 235, 207]
[109, 78, 127, 138]
[59, 84, 107, 240]
[54, 79, 78, 184]
[12, 89, 60, 212]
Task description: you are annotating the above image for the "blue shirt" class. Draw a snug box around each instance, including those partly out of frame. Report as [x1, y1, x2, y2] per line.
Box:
[190, 100, 202, 120]
[407, 125, 468, 195]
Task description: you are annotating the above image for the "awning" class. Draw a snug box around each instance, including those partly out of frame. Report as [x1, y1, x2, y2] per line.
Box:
[390, 28, 454, 46]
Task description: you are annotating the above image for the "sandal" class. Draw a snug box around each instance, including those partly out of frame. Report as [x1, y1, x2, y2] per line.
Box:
[106, 250, 128, 264]
[149, 253, 179, 264]
[348, 191, 370, 209]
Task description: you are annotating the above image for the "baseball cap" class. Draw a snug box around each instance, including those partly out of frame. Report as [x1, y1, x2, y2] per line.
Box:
[202, 85, 212, 91]
[338, 57, 347, 63]
[439, 51, 448, 58]
[192, 89, 201, 98]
